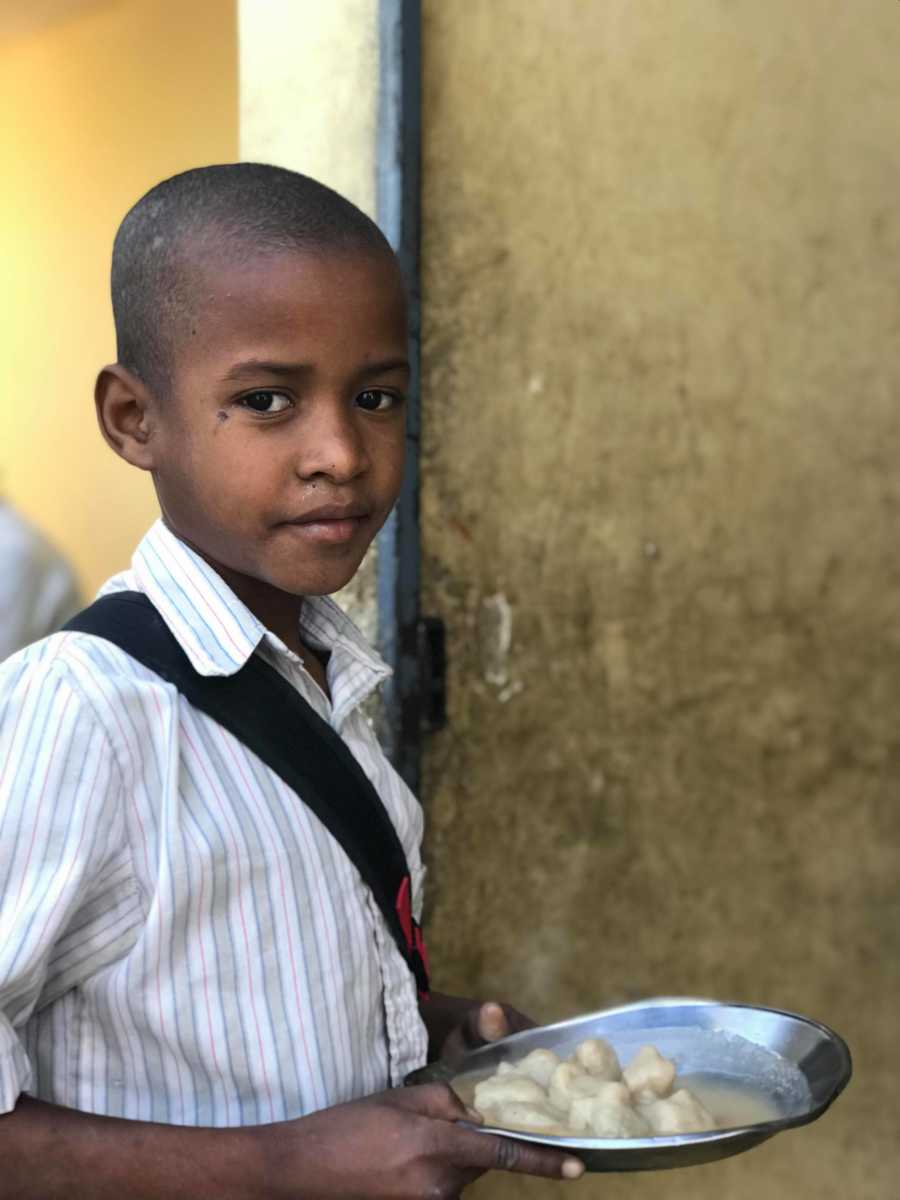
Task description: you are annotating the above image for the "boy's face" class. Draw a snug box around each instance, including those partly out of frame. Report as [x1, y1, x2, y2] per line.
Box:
[147, 247, 408, 601]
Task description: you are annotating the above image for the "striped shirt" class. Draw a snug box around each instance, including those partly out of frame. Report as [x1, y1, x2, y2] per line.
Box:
[0, 519, 428, 1125]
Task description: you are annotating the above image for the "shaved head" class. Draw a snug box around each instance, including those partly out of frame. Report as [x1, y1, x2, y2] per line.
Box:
[111, 163, 393, 396]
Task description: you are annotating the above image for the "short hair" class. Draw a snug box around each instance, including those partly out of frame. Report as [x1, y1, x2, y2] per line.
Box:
[111, 162, 394, 396]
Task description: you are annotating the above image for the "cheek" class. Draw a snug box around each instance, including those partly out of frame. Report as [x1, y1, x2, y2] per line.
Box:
[373, 429, 406, 496]
[160, 434, 262, 521]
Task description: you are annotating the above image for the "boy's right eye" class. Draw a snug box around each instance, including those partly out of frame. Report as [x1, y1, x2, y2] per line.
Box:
[238, 391, 293, 414]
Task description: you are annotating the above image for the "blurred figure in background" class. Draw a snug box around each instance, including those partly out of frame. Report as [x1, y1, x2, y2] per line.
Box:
[0, 497, 80, 660]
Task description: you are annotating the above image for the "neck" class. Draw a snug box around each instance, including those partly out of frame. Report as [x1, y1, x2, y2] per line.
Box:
[166, 527, 307, 655]
[207, 562, 332, 694]
[219, 570, 306, 657]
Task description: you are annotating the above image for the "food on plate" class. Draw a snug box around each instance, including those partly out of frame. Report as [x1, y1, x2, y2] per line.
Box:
[622, 1044, 677, 1101]
[569, 1092, 652, 1138]
[547, 1061, 627, 1113]
[575, 1037, 621, 1081]
[473, 1073, 547, 1109]
[515, 1048, 562, 1089]
[482, 1101, 566, 1133]
[472, 1037, 716, 1138]
[641, 1088, 716, 1135]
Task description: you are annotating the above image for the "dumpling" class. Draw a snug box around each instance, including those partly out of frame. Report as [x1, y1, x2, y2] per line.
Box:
[491, 1101, 566, 1134]
[574, 1037, 621, 1081]
[548, 1062, 624, 1113]
[568, 1082, 631, 1130]
[547, 1062, 586, 1112]
[474, 1072, 547, 1112]
[583, 1080, 631, 1108]
[622, 1045, 677, 1101]
[640, 1088, 716, 1134]
[570, 1092, 652, 1138]
[515, 1048, 561, 1089]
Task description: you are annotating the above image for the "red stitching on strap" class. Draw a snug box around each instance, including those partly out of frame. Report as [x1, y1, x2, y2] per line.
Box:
[395, 876, 414, 949]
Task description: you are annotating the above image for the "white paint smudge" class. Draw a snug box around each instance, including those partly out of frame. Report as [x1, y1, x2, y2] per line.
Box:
[480, 592, 513, 687]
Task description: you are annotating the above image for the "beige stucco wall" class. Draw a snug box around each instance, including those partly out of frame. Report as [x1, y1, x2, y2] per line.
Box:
[238, 0, 377, 215]
[419, 3, 900, 1197]
[238, 0, 381, 639]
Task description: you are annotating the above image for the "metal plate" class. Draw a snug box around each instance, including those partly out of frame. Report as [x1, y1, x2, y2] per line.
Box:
[406, 998, 852, 1173]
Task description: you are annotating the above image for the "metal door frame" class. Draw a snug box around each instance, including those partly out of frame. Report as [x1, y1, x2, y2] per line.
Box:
[375, 0, 428, 793]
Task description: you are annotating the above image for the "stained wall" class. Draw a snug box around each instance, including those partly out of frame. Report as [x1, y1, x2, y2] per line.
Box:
[419, 3, 900, 1197]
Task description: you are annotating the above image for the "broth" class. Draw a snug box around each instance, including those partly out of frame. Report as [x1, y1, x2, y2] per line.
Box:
[679, 1075, 779, 1129]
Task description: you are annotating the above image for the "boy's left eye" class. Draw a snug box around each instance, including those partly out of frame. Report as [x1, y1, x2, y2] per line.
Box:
[355, 389, 398, 412]
[239, 391, 292, 414]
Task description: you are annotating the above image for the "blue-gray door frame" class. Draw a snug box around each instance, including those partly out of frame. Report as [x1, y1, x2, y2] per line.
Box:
[376, 0, 431, 794]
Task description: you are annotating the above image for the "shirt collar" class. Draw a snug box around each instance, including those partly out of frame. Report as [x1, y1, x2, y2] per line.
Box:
[104, 520, 390, 689]
[126, 521, 266, 675]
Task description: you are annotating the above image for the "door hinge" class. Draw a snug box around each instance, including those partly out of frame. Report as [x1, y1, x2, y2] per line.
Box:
[417, 616, 447, 732]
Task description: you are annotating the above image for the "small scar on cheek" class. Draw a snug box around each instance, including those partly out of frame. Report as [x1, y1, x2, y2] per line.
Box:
[215, 410, 230, 426]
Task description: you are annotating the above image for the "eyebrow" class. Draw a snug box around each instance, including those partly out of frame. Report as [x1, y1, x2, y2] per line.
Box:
[220, 357, 410, 383]
[220, 360, 310, 382]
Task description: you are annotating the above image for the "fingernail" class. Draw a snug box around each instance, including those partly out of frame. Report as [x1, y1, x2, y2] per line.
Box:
[464, 1106, 483, 1123]
[562, 1159, 585, 1180]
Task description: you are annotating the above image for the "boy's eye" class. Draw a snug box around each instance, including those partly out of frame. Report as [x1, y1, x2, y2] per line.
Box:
[239, 391, 292, 414]
[356, 389, 399, 412]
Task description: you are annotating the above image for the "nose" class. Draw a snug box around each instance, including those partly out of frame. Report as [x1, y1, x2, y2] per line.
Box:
[294, 398, 370, 484]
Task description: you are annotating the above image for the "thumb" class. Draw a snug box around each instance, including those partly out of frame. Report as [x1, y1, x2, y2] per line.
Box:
[475, 1001, 510, 1043]
[393, 1082, 481, 1124]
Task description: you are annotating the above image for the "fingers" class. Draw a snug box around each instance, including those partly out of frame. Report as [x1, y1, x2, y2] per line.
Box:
[475, 1002, 509, 1043]
[450, 1125, 585, 1181]
[388, 1083, 586, 1187]
[474, 1001, 537, 1044]
[440, 999, 536, 1068]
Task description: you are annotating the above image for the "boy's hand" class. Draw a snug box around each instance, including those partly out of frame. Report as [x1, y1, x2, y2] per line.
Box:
[259, 1082, 584, 1198]
[439, 998, 536, 1066]
[420, 990, 538, 1066]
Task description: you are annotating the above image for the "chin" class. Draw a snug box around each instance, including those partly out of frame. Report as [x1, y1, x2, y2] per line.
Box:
[273, 561, 365, 598]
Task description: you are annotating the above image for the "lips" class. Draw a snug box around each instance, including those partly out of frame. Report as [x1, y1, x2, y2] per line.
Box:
[280, 502, 371, 525]
[277, 503, 371, 545]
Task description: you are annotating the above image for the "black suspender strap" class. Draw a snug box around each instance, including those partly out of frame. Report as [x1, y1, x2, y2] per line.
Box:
[63, 592, 429, 997]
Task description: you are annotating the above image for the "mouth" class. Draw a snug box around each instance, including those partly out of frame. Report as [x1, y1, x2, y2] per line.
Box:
[277, 504, 372, 545]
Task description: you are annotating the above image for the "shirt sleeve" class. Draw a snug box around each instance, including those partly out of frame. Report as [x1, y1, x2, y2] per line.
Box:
[0, 652, 125, 1113]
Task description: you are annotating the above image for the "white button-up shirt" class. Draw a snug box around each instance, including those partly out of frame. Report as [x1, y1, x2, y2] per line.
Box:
[0, 520, 428, 1125]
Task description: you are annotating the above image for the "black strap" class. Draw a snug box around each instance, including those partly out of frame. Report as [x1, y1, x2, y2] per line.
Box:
[64, 592, 429, 995]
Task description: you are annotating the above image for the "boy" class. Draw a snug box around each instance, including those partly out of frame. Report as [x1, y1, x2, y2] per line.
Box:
[0, 165, 584, 1197]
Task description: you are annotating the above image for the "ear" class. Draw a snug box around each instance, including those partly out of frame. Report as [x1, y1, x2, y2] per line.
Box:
[95, 364, 160, 471]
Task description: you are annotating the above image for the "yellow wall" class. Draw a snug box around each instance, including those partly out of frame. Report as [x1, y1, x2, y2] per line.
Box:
[0, 0, 237, 597]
